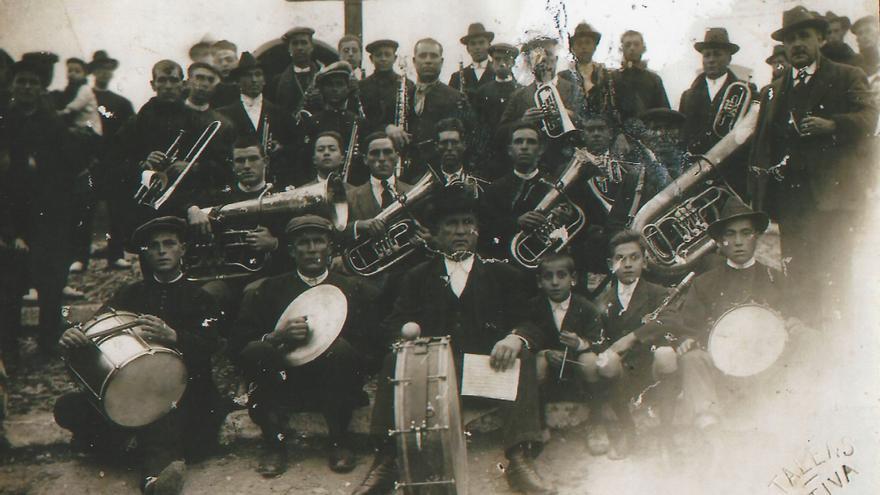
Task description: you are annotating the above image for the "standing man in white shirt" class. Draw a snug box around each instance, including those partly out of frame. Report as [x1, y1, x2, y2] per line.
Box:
[449, 22, 495, 94]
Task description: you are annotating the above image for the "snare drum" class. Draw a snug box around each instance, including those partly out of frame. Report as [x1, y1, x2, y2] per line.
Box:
[65, 310, 188, 428]
[707, 304, 787, 378]
[391, 336, 468, 494]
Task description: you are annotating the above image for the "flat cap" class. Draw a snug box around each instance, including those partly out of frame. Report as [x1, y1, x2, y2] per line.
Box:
[365, 39, 399, 54]
[282, 26, 316, 41]
[316, 60, 352, 83]
[130, 216, 187, 249]
[640, 107, 686, 125]
[488, 42, 519, 58]
[286, 214, 334, 237]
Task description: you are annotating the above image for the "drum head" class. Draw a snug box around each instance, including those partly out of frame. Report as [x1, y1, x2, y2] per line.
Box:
[277, 285, 348, 366]
[708, 305, 787, 377]
[104, 350, 188, 428]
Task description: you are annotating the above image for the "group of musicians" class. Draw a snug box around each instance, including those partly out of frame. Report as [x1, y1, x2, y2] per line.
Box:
[1, 5, 878, 495]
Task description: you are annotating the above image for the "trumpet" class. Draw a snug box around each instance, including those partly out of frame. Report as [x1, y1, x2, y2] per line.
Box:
[134, 121, 222, 210]
[185, 177, 349, 282]
[631, 101, 760, 277]
[510, 148, 597, 269]
[344, 171, 439, 276]
[713, 81, 752, 138]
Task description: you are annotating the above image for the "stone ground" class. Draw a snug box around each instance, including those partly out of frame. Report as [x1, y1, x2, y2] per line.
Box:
[9, 209, 879, 494]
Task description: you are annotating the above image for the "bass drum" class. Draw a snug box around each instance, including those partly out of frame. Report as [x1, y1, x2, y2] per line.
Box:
[65, 310, 188, 427]
[707, 304, 787, 378]
[392, 336, 468, 494]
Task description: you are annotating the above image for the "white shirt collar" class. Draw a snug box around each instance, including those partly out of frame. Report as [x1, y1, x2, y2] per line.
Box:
[792, 61, 817, 82]
[241, 94, 262, 107]
[153, 271, 184, 284]
[443, 168, 464, 181]
[726, 257, 757, 270]
[293, 64, 312, 74]
[370, 175, 396, 206]
[549, 294, 572, 330]
[495, 75, 514, 83]
[370, 175, 395, 188]
[471, 59, 488, 70]
[549, 294, 571, 312]
[184, 98, 209, 112]
[514, 168, 539, 181]
[315, 174, 329, 184]
[237, 181, 266, 193]
[297, 269, 329, 287]
[444, 254, 475, 297]
[705, 73, 728, 100]
[617, 277, 639, 311]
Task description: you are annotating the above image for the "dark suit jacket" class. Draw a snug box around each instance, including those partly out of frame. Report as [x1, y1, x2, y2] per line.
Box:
[613, 66, 670, 122]
[520, 293, 604, 353]
[359, 71, 415, 135]
[448, 64, 495, 94]
[480, 170, 554, 260]
[679, 70, 752, 154]
[269, 61, 320, 114]
[403, 81, 473, 182]
[342, 179, 414, 240]
[595, 278, 670, 349]
[749, 56, 878, 214]
[382, 257, 534, 357]
[216, 96, 292, 141]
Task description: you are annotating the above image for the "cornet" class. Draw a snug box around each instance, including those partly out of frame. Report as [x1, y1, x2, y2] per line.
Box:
[713, 81, 752, 138]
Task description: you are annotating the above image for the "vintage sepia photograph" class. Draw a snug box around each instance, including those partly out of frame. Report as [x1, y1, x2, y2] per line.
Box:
[1, 0, 878, 493]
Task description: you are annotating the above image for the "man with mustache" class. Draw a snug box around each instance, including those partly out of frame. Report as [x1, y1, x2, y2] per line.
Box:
[750, 7, 878, 323]
[231, 215, 380, 477]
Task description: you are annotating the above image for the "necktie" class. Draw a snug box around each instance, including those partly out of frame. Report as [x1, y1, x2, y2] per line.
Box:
[380, 179, 394, 208]
[414, 83, 429, 115]
[795, 68, 808, 86]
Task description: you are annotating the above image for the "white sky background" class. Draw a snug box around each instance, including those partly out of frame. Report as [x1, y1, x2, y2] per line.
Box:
[0, 0, 876, 109]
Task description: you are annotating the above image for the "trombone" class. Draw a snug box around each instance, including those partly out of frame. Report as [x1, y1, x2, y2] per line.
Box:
[133, 121, 222, 210]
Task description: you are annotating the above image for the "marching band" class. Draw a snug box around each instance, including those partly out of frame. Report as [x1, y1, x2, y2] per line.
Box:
[1, 4, 879, 495]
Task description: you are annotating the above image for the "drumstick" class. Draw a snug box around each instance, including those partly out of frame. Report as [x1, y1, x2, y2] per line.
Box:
[558, 347, 568, 380]
[84, 320, 142, 340]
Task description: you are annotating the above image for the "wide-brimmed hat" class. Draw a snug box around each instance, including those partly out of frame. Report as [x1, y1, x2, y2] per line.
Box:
[488, 42, 519, 59]
[9, 59, 48, 86]
[130, 216, 188, 249]
[851, 15, 878, 34]
[87, 50, 119, 72]
[460, 22, 495, 45]
[765, 45, 786, 64]
[20, 51, 58, 87]
[569, 22, 601, 45]
[315, 60, 352, 84]
[825, 11, 851, 30]
[365, 39, 399, 54]
[694, 27, 740, 54]
[640, 107, 686, 126]
[707, 198, 769, 240]
[772, 6, 830, 41]
[425, 185, 480, 228]
[229, 51, 263, 79]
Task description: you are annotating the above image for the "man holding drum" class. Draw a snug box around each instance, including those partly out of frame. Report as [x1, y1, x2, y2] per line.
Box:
[230, 215, 381, 477]
[352, 187, 556, 495]
[54, 216, 223, 495]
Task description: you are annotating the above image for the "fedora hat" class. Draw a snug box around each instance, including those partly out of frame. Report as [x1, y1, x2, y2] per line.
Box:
[772, 6, 830, 41]
[229, 51, 263, 79]
[707, 197, 769, 240]
[460, 22, 494, 45]
[694, 27, 740, 54]
[87, 50, 119, 72]
[765, 44, 786, 64]
[825, 11, 851, 30]
[569, 22, 602, 45]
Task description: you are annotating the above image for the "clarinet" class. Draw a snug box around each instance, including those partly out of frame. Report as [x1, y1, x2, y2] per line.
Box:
[641, 271, 697, 325]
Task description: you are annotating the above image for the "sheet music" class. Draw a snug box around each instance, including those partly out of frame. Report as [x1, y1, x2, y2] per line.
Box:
[460, 353, 520, 401]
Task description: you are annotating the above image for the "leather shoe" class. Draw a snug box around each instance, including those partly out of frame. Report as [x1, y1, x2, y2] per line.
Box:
[144, 460, 186, 495]
[257, 442, 288, 478]
[329, 442, 357, 473]
[506, 447, 556, 494]
[351, 454, 397, 495]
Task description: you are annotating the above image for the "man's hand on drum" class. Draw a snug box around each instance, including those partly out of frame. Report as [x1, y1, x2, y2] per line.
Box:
[59, 327, 91, 349]
[608, 333, 637, 356]
[490, 334, 523, 371]
[270, 316, 310, 349]
[247, 226, 279, 252]
[135, 315, 178, 345]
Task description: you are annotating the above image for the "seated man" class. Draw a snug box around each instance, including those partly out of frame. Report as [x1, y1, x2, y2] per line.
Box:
[352, 187, 556, 495]
[587, 230, 677, 459]
[185, 135, 286, 321]
[54, 217, 223, 495]
[230, 215, 380, 477]
[668, 198, 805, 430]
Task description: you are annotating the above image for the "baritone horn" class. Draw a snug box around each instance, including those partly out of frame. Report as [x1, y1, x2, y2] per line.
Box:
[631, 101, 760, 277]
[713, 81, 752, 138]
[510, 148, 597, 269]
[134, 121, 222, 210]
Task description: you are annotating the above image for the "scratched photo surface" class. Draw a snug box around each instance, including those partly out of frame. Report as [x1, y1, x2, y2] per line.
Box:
[0, 0, 878, 494]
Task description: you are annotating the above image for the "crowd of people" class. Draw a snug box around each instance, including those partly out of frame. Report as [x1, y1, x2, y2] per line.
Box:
[1, 4, 878, 495]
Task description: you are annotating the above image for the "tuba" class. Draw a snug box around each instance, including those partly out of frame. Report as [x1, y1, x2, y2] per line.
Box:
[185, 176, 349, 282]
[510, 148, 597, 269]
[134, 121, 222, 210]
[343, 171, 440, 276]
[713, 81, 752, 138]
[631, 101, 760, 277]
